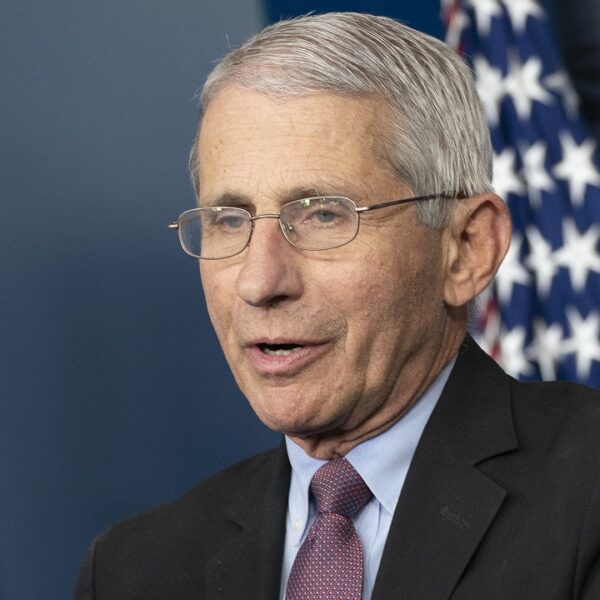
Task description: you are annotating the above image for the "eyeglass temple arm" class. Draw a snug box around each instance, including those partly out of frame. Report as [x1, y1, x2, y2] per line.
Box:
[168, 222, 179, 230]
[354, 193, 453, 213]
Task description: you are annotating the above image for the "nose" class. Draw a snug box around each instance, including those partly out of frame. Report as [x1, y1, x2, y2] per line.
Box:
[235, 217, 304, 307]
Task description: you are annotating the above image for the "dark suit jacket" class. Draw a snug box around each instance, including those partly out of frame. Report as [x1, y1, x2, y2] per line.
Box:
[75, 337, 600, 599]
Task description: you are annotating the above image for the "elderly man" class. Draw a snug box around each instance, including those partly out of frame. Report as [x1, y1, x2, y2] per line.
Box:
[75, 12, 600, 600]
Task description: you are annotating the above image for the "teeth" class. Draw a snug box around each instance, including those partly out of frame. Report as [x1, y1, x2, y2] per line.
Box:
[262, 345, 302, 356]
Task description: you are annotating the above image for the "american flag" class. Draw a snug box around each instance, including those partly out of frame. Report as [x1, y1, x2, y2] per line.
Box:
[443, 0, 600, 387]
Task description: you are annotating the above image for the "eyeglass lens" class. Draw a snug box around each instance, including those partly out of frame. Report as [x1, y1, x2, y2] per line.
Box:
[178, 197, 360, 259]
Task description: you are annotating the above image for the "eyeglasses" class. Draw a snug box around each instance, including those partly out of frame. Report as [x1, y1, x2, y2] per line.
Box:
[168, 193, 453, 260]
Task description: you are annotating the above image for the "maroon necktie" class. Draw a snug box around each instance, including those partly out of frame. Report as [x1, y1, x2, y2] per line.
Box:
[286, 458, 373, 599]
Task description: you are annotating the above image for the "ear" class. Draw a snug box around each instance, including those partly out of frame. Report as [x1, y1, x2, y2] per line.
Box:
[443, 194, 512, 307]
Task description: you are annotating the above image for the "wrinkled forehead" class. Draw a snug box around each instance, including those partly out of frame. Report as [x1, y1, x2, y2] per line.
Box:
[195, 86, 406, 207]
[198, 85, 382, 149]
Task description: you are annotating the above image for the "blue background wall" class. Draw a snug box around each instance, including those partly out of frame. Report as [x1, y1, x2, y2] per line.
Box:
[1, 1, 553, 598]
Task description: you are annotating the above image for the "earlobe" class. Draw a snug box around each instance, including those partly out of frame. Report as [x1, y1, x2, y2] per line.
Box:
[443, 194, 512, 307]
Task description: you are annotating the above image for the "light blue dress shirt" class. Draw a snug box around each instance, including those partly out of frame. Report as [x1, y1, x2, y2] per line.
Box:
[279, 357, 455, 600]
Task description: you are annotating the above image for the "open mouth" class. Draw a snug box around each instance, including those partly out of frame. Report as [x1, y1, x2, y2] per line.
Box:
[257, 343, 304, 356]
[247, 340, 329, 374]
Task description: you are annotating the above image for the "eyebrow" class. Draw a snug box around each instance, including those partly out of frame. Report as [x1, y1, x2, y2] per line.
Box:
[200, 192, 253, 208]
[200, 185, 350, 209]
[285, 186, 343, 200]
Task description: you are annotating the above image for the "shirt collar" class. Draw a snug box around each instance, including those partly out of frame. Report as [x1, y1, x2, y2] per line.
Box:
[285, 356, 456, 545]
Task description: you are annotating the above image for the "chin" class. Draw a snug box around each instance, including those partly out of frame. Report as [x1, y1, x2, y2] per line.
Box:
[251, 401, 343, 438]
[252, 410, 315, 435]
[242, 381, 351, 433]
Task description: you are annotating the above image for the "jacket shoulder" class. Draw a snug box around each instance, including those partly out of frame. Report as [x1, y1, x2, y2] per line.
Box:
[103, 446, 282, 544]
[509, 378, 600, 447]
[506, 379, 600, 497]
[75, 447, 287, 599]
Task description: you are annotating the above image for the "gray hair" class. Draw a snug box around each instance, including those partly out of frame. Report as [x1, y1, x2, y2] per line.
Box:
[191, 12, 493, 228]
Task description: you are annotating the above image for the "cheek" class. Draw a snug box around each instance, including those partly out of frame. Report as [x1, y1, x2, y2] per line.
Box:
[332, 250, 443, 343]
[313, 263, 402, 361]
[323, 251, 416, 313]
[200, 266, 237, 335]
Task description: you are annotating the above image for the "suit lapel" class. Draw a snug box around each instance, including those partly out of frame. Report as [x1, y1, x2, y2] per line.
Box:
[373, 337, 518, 600]
[205, 443, 290, 600]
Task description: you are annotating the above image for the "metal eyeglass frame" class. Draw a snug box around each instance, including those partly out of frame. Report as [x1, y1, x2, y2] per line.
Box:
[168, 192, 455, 259]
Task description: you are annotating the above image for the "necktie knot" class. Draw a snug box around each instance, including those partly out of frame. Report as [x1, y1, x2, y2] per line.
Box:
[310, 458, 372, 519]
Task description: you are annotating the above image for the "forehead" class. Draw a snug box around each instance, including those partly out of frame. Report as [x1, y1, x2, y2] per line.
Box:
[196, 86, 402, 204]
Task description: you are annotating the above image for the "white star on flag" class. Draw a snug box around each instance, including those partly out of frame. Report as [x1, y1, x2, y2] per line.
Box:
[552, 132, 600, 205]
[544, 71, 579, 118]
[495, 233, 531, 302]
[474, 55, 506, 125]
[493, 148, 525, 199]
[527, 319, 565, 380]
[554, 220, 600, 292]
[521, 141, 554, 206]
[563, 309, 600, 380]
[465, 0, 501, 35]
[525, 226, 558, 297]
[504, 55, 553, 120]
[499, 326, 533, 378]
[502, 0, 545, 32]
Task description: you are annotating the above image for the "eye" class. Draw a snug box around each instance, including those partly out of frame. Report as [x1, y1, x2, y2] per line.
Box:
[214, 214, 246, 229]
[203, 208, 249, 233]
[302, 201, 349, 227]
[281, 197, 354, 231]
[314, 208, 336, 223]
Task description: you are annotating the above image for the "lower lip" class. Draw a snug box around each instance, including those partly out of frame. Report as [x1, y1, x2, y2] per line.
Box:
[246, 343, 330, 376]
